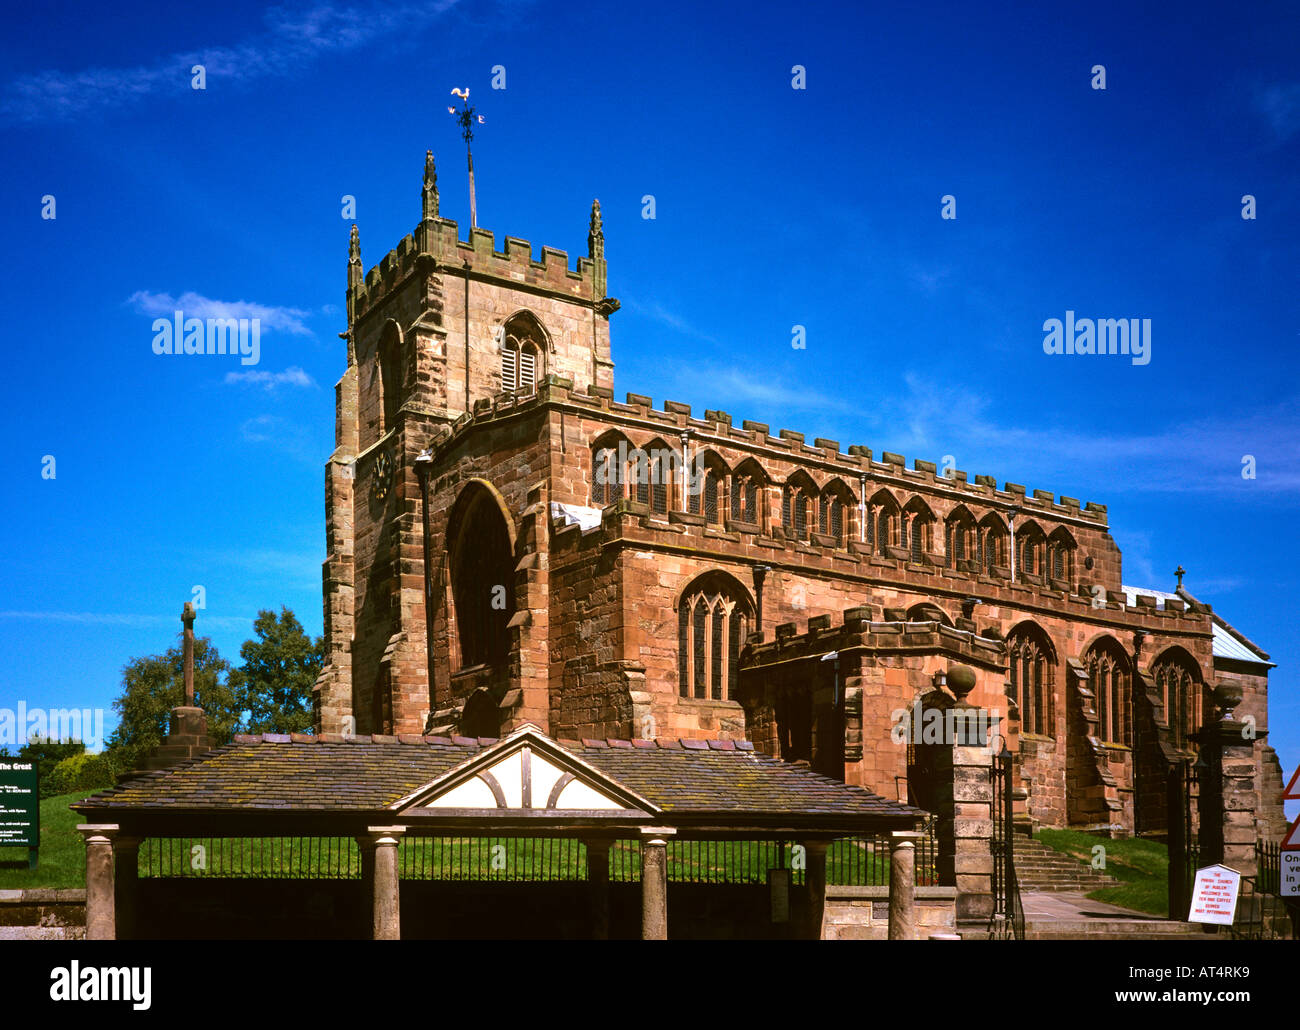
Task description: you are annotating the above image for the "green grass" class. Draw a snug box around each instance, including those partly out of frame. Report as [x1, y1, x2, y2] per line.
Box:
[1035, 828, 1171, 916]
[0, 792, 90, 889]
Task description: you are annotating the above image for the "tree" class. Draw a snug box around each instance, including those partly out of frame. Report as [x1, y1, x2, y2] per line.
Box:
[230, 607, 323, 735]
[107, 635, 238, 768]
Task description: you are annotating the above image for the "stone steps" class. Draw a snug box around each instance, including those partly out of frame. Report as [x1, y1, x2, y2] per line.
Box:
[1022, 918, 1214, 941]
[1011, 837, 1119, 892]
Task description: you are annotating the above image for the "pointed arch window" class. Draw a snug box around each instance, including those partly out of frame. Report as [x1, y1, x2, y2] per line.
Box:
[1151, 652, 1203, 750]
[677, 578, 750, 701]
[1085, 641, 1131, 746]
[1008, 626, 1056, 736]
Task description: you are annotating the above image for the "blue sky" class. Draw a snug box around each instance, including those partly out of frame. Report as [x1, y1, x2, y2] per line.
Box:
[0, 1, 1296, 813]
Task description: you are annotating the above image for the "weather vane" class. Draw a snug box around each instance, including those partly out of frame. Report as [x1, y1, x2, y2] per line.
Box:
[448, 87, 485, 228]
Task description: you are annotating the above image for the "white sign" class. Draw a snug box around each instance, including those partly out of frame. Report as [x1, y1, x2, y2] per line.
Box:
[1283, 851, 1300, 897]
[1188, 863, 1241, 924]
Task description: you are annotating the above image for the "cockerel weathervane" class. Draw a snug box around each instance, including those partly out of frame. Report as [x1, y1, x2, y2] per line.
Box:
[448, 87, 486, 228]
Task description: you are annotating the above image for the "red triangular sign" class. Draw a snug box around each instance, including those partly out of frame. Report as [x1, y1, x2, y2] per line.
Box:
[1284, 764, 1300, 801]
[1283, 817, 1300, 851]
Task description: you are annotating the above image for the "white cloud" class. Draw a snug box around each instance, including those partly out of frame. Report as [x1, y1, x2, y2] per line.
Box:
[1, 1, 462, 124]
[225, 367, 316, 390]
[0, 611, 250, 629]
[128, 290, 312, 335]
[623, 298, 717, 343]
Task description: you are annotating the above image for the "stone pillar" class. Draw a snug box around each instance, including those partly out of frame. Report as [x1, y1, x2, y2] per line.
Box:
[78, 824, 118, 940]
[587, 840, 611, 939]
[1201, 686, 1258, 876]
[113, 835, 141, 940]
[804, 841, 828, 939]
[640, 828, 674, 940]
[889, 832, 920, 940]
[925, 672, 995, 926]
[366, 827, 405, 940]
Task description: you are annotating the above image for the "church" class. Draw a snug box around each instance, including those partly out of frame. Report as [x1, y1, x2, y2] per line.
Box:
[311, 150, 1286, 845]
[70, 149, 1288, 940]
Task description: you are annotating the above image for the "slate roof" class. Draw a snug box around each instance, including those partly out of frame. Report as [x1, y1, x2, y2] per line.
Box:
[1121, 585, 1274, 667]
[74, 733, 923, 825]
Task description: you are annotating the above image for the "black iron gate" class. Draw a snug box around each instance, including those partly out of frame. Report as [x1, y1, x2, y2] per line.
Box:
[1167, 758, 1200, 920]
[989, 746, 1024, 939]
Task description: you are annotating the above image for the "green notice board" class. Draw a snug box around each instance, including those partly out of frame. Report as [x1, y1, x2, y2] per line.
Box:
[0, 760, 39, 852]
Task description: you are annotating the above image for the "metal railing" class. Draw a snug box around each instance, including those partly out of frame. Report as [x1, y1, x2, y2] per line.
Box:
[138, 830, 941, 886]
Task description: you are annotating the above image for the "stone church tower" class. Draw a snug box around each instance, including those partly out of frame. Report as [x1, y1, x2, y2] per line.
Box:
[315, 151, 616, 735]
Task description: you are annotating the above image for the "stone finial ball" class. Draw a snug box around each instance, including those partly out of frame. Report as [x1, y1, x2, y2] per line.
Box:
[1212, 683, 1243, 714]
[948, 664, 977, 699]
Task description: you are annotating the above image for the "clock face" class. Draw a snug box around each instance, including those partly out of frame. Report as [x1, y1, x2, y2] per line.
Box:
[371, 449, 394, 504]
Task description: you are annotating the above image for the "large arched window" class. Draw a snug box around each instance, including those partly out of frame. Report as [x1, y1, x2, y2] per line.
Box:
[1150, 648, 1204, 750]
[1085, 638, 1131, 746]
[677, 573, 752, 701]
[446, 484, 515, 670]
[729, 458, 766, 527]
[1008, 622, 1057, 737]
[945, 505, 977, 569]
[819, 479, 855, 546]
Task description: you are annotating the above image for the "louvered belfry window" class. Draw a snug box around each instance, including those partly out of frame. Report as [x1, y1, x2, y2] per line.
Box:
[518, 348, 536, 393]
[501, 346, 518, 392]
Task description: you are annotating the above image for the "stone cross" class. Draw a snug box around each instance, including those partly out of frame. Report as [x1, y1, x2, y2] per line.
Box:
[1175, 565, 1186, 589]
[181, 602, 196, 707]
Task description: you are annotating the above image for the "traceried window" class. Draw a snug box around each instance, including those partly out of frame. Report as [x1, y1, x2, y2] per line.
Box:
[1008, 624, 1056, 736]
[1047, 528, 1076, 584]
[729, 461, 764, 525]
[591, 434, 629, 508]
[634, 444, 672, 515]
[677, 576, 751, 701]
[902, 499, 935, 565]
[1085, 640, 1131, 746]
[689, 453, 727, 526]
[1151, 651, 1203, 750]
[945, 507, 976, 569]
[867, 491, 900, 554]
[782, 478, 816, 541]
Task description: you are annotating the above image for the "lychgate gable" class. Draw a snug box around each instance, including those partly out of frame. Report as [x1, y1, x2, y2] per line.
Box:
[390, 725, 659, 817]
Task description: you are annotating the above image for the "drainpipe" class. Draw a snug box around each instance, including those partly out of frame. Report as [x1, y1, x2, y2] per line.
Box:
[858, 476, 867, 542]
[752, 565, 770, 640]
[415, 449, 435, 724]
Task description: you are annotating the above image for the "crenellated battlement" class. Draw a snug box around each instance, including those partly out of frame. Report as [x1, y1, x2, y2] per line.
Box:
[352, 216, 603, 324]
[429, 374, 1111, 530]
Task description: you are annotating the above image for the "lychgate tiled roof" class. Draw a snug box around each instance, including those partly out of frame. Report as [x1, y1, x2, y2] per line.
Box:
[75, 731, 923, 824]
